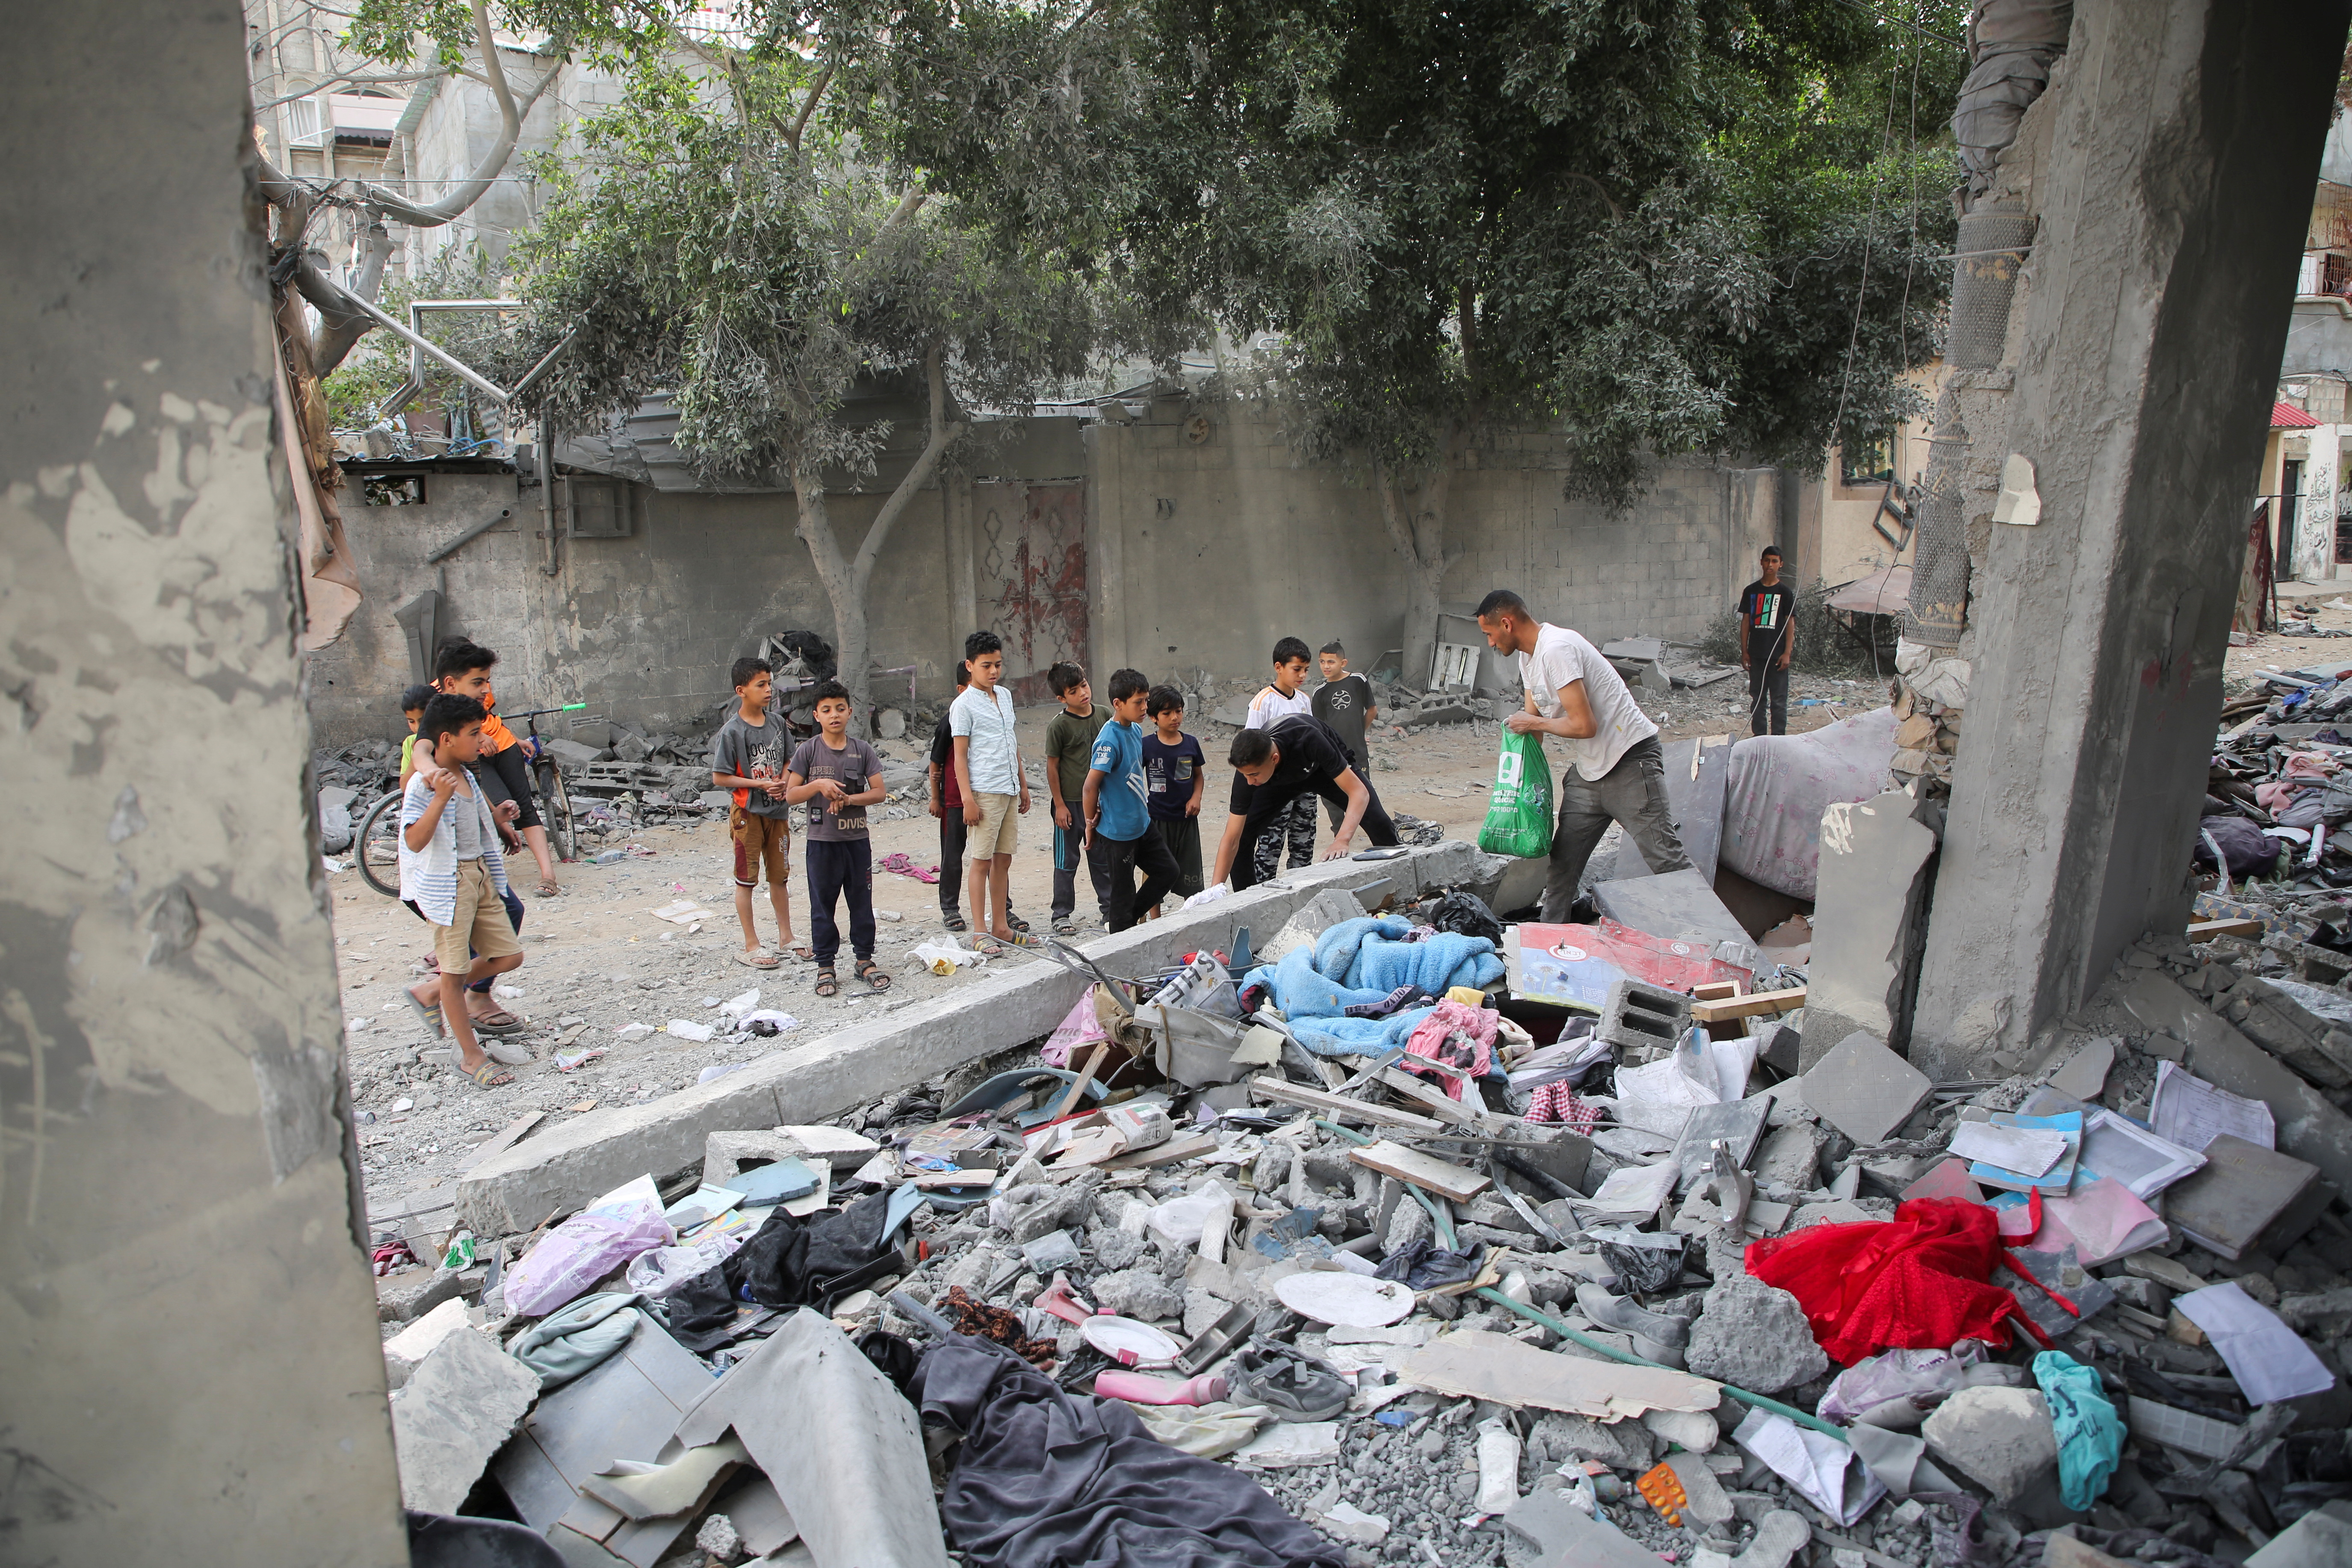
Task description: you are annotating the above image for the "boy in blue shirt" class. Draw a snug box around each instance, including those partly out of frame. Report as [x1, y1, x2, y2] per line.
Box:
[1081, 669, 1182, 932]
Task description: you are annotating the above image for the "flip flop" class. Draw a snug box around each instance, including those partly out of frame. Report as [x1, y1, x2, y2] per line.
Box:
[782, 945, 815, 963]
[734, 949, 782, 970]
[404, 986, 446, 1038]
[855, 959, 893, 992]
[463, 1060, 516, 1090]
[537, 877, 562, 898]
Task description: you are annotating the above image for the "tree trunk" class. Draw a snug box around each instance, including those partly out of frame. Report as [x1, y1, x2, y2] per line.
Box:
[1374, 444, 1465, 687]
[789, 346, 965, 726]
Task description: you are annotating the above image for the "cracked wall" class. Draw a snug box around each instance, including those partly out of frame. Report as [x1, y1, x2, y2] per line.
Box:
[0, 4, 408, 1561]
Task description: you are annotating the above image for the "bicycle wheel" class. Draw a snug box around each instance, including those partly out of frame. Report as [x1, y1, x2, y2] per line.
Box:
[355, 793, 405, 898]
[536, 759, 576, 862]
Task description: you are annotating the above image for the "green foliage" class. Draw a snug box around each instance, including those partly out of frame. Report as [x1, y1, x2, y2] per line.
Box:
[1697, 579, 1897, 677]
[514, 53, 1103, 484]
[857, 0, 1968, 504]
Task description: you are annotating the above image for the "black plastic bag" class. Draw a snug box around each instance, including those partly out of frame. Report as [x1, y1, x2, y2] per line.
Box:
[1597, 1232, 1690, 1296]
[1427, 889, 1504, 945]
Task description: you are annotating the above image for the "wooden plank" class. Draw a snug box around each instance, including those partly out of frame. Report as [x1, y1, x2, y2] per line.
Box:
[1689, 986, 1807, 1025]
[456, 1110, 546, 1173]
[1374, 1067, 1488, 1130]
[2187, 918, 2265, 941]
[1102, 1132, 1221, 1170]
[1397, 1328, 1717, 1416]
[1051, 1043, 1108, 1121]
[1247, 1076, 1446, 1134]
[1691, 980, 1743, 1003]
[1348, 1138, 1492, 1203]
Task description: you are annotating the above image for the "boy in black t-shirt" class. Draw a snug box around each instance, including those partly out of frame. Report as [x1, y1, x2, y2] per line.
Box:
[1139, 684, 1206, 913]
[1209, 716, 1401, 892]
[1738, 546, 1796, 736]
[1310, 640, 1377, 830]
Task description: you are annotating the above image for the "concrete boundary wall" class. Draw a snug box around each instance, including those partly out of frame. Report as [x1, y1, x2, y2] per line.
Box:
[454, 840, 1492, 1231]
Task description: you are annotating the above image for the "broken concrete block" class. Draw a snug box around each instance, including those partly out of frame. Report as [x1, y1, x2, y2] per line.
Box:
[1501, 1486, 1663, 1568]
[542, 737, 606, 771]
[1684, 1274, 1826, 1394]
[2164, 1134, 2325, 1262]
[378, 1264, 464, 1326]
[1750, 1121, 1831, 1191]
[383, 1296, 474, 1391]
[1592, 870, 1751, 951]
[1919, 1386, 2055, 1506]
[1529, 1410, 1657, 1470]
[2047, 1036, 2116, 1101]
[1599, 976, 1694, 1054]
[1802, 790, 1938, 1066]
[1260, 889, 1369, 964]
[1802, 1031, 1932, 1147]
[2245, 1499, 2352, 1568]
[390, 1327, 541, 1513]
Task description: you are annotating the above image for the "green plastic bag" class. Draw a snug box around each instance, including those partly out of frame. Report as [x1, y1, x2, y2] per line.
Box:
[1476, 723, 1554, 858]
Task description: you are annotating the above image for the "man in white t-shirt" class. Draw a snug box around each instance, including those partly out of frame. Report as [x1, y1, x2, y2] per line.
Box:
[1475, 589, 1690, 920]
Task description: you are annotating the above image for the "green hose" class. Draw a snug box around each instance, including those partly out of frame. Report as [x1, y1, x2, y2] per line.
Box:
[1308, 1117, 1849, 1443]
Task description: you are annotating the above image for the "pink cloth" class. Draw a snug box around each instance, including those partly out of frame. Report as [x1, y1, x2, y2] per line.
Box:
[1526, 1082, 1601, 1131]
[1403, 1001, 1498, 1100]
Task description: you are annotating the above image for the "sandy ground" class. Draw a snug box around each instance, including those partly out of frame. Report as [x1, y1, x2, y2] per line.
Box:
[2222, 582, 2352, 690]
[336, 658, 1875, 1230]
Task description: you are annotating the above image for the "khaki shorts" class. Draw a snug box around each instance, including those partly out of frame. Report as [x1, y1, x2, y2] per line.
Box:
[972, 791, 1019, 858]
[434, 859, 522, 974]
[731, 806, 792, 887]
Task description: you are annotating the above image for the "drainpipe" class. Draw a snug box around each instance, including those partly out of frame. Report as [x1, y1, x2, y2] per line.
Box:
[538, 407, 561, 577]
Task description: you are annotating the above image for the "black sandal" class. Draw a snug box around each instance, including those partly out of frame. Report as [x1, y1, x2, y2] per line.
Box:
[942, 913, 969, 933]
[814, 969, 839, 998]
[855, 959, 892, 992]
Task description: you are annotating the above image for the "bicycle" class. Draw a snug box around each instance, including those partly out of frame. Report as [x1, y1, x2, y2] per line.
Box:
[355, 701, 586, 898]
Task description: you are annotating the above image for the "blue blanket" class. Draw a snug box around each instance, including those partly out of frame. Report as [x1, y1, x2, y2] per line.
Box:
[1243, 918, 1504, 1056]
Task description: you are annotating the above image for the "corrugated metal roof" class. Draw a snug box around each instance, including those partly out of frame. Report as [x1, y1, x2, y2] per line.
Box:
[2273, 399, 2321, 428]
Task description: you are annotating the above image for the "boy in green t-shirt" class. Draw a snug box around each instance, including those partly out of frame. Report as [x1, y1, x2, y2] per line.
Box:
[1042, 661, 1110, 935]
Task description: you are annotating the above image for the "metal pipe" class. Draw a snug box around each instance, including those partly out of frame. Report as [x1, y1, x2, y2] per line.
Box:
[538, 407, 560, 577]
[332, 286, 513, 404]
[510, 325, 578, 402]
[425, 507, 514, 564]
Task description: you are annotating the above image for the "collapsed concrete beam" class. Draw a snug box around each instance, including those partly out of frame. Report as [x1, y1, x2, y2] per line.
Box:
[455, 840, 1492, 1233]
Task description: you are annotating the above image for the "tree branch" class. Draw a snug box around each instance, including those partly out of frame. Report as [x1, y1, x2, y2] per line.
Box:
[875, 189, 928, 245]
[856, 344, 964, 588]
[255, 69, 440, 112]
[787, 64, 833, 153]
[310, 223, 398, 373]
[1566, 171, 1623, 221]
[345, 6, 563, 229]
[1371, 455, 1425, 571]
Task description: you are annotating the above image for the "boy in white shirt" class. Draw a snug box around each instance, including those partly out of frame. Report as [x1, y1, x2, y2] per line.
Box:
[397, 694, 524, 1088]
[1475, 589, 1690, 921]
[950, 629, 1031, 946]
[1244, 635, 1318, 883]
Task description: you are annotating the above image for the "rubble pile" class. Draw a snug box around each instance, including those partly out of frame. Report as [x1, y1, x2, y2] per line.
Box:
[374, 870, 2352, 1568]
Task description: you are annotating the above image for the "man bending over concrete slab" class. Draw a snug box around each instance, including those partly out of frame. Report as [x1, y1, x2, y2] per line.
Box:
[1476, 589, 1690, 920]
[1209, 715, 1400, 892]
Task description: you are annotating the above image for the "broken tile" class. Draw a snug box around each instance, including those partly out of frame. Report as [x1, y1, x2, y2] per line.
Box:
[390, 1327, 541, 1514]
[2048, 1036, 2117, 1101]
[1900, 1158, 1984, 1206]
[1800, 1032, 1932, 1146]
[383, 1296, 474, 1390]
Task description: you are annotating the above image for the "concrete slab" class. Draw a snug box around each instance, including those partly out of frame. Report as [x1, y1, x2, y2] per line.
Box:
[1802, 1031, 1932, 1147]
[455, 844, 1482, 1233]
[1803, 790, 1938, 1066]
[389, 1326, 541, 1514]
[2163, 1134, 2323, 1261]
[2118, 970, 2352, 1196]
[2245, 1499, 2352, 1568]
[1591, 868, 1750, 950]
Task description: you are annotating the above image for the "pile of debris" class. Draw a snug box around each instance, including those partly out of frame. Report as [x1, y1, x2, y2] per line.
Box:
[377, 872, 2352, 1568]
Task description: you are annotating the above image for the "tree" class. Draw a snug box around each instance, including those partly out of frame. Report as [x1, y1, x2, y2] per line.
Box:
[863, 0, 1965, 673]
[520, 55, 1103, 715]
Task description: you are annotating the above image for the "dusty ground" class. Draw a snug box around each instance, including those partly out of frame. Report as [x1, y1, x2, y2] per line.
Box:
[335, 658, 1874, 1226]
[2223, 582, 2352, 691]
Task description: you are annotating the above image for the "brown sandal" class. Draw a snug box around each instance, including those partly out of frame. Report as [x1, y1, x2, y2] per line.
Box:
[855, 959, 892, 993]
[814, 969, 839, 998]
[464, 1060, 515, 1090]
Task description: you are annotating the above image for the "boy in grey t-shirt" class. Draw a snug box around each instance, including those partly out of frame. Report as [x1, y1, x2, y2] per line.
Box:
[785, 679, 889, 994]
[711, 656, 802, 969]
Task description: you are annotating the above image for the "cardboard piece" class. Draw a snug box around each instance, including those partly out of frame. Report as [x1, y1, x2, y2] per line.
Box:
[1802, 1032, 1932, 1146]
[1508, 920, 1750, 1013]
[1398, 1329, 1718, 1418]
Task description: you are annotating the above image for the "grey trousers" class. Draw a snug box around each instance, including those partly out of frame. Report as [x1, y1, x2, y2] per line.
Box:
[1539, 735, 1691, 922]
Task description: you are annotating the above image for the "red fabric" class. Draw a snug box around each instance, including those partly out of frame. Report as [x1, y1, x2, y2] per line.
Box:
[1745, 1198, 2032, 1366]
[1402, 1001, 1497, 1100]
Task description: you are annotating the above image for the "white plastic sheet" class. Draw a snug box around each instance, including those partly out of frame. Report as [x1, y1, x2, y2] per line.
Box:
[1717, 708, 1900, 900]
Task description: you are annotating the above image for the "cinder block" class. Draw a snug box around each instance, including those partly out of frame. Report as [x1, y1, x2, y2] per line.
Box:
[1597, 977, 1691, 1053]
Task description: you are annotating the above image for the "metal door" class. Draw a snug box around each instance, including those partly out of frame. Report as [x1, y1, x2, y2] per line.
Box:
[973, 481, 1088, 705]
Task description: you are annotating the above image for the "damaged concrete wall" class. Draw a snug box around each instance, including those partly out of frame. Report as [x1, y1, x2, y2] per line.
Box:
[0, 4, 411, 1561]
[308, 472, 958, 747]
[1910, 0, 2352, 1075]
[1087, 402, 1776, 681]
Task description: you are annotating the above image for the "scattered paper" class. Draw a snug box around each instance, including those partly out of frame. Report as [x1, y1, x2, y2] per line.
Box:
[2074, 1109, 2204, 1199]
[647, 900, 720, 924]
[666, 1019, 716, 1043]
[2173, 1283, 2336, 1405]
[1949, 1122, 2068, 1177]
[1733, 1409, 1885, 1527]
[2150, 1062, 2275, 1152]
